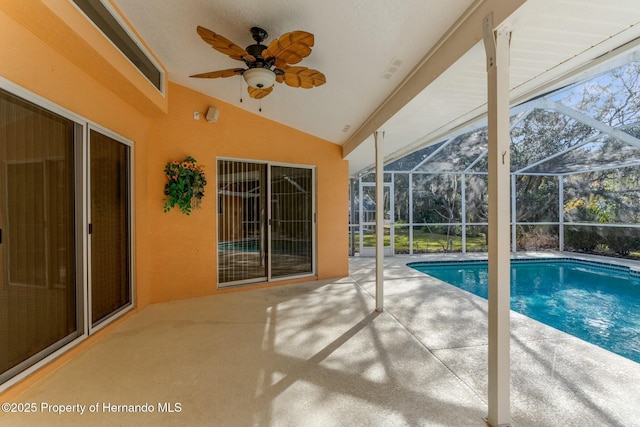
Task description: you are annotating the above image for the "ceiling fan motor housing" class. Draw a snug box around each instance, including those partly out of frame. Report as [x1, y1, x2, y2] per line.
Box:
[244, 27, 276, 88]
[246, 43, 269, 62]
[250, 27, 268, 43]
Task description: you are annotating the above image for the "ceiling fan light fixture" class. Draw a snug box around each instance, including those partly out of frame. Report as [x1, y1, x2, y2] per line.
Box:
[243, 67, 276, 89]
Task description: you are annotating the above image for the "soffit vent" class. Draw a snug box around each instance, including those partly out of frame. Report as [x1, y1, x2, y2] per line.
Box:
[71, 0, 163, 93]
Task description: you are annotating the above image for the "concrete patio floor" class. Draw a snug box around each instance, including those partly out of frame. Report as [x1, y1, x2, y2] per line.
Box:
[1, 254, 639, 426]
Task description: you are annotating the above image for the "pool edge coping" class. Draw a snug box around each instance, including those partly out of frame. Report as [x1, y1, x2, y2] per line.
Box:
[407, 256, 640, 278]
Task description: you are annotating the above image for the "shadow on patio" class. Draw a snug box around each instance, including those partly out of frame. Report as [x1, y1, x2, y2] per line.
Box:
[3, 254, 640, 426]
[0, 273, 487, 427]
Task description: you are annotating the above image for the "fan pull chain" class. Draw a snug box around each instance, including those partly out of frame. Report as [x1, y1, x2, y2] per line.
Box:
[259, 98, 262, 112]
[239, 77, 243, 103]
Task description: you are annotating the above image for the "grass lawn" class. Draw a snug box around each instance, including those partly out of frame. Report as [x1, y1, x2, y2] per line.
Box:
[353, 225, 640, 259]
[361, 227, 487, 252]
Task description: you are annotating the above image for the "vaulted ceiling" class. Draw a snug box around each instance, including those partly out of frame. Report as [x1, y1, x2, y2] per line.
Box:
[113, 0, 640, 176]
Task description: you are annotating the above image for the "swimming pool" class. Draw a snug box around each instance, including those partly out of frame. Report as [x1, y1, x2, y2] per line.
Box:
[408, 258, 640, 363]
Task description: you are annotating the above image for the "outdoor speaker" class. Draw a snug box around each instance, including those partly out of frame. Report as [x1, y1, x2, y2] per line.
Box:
[205, 106, 219, 123]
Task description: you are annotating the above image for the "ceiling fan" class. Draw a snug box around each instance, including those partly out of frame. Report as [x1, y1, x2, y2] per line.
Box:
[190, 26, 326, 99]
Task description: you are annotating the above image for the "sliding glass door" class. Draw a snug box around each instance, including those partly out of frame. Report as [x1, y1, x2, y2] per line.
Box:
[217, 160, 315, 286]
[0, 87, 133, 386]
[270, 166, 314, 278]
[217, 160, 267, 284]
[0, 89, 81, 383]
[89, 129, 132, 327]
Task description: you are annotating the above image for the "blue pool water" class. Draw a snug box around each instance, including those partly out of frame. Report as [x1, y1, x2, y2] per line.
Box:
[408, 259, 640, 363]
[218, 239, 310, 255]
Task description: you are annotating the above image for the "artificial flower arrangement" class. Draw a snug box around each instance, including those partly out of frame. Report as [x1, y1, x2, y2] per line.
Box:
[163, 156, 207, 215]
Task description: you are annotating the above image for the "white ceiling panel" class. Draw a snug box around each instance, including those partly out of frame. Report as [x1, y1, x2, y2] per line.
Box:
[110, 0, 640, 177]
[112, 0, 474, 145]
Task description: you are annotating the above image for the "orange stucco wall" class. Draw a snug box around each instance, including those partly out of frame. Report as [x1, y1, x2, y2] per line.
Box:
[147, 82, 348, 303]
[0, 0, 348, 398]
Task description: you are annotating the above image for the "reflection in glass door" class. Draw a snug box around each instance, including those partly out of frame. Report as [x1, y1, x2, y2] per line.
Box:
[217, 160, 267, 285]
[270, 166, 313, 278]
[217, 160, 315, 286]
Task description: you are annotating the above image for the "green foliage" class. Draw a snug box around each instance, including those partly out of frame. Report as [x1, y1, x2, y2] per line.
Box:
[163, 156, 207, 215]
[516, 176, 559, 222]
[603, 228, 640, 256]
[412, 174, 461, 225]
[564, 170, 640, 225]
[564, 227, 601, 252]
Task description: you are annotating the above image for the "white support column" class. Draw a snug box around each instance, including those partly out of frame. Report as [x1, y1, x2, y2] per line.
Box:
[409, 172, 414, 255]
[461, 173, 467, 254]
[483, 13, 512, 427]
[511, 174, 517, 253]
[375, 131, 384, 312]
[559, 176, 564, 251]
[390, 173, 395, 256]
[358, 178, 364, 254]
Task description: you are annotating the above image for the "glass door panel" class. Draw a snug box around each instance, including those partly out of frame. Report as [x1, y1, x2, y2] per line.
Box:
[270, 166, 313, 279]
[7, 162, 46, 286]
[217, 160, 267, 285]
[89, 129, 131, 326]
[0, 90, 78, 382]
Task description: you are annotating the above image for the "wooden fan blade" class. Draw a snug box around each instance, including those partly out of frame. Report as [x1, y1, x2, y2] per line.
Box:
[248, 85, 273, 99]
[190, 68, 244, 78]
[282, 66, 326, 89]
[196, 26, 256, 62]
[263, 31, 314, 65]
[274, 58, 289, 70]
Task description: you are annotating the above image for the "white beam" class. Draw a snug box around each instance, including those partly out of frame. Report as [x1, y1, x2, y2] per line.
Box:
[375, 131, 385, 312]
[513, 130, 600, 175]
[411, 137, 452, 171]
[483, 12, 512, 427]
[542, 99, 640, 149]
[342, 0, 526, 159]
